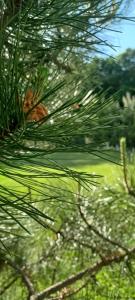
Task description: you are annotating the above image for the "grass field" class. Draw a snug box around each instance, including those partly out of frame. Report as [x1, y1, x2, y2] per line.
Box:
[46, 150, 122, 185]
[0, 150, 122, 196]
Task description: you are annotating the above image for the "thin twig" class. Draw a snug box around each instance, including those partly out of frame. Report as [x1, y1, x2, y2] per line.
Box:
[77, 182, 128, 252]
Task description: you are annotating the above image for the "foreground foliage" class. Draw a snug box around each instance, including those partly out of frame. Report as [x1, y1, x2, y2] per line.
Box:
[0, 0, 134, 299]
[1, 146, 135, 299]
[0, 0, 129, 244]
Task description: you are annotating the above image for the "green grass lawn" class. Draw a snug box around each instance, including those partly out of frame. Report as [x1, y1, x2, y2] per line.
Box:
[0, 150, 122, 195]
[45, 150, 120, 167]
[45, 150, 122, 185]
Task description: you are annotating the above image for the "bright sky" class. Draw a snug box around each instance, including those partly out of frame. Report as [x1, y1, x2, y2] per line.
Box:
[109, 19, 135, 56]
[102, 2, 135, 57]
[118, 20, 135, 52]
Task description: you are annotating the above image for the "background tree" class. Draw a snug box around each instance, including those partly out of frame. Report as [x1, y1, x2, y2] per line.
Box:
[81, 48, 135, 103]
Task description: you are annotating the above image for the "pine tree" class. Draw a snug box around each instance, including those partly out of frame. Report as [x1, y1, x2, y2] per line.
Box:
[0, 0, 131, 251]
[0, 1, 134, 299]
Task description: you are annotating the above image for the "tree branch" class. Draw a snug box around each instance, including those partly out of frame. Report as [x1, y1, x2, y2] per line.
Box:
[6, 259, 36, 297]
[0, 276, 18, 296]
[4, 245, 135, 300]
[77, 182, 128, 252]
[48, 278, 90, 300]
[34, 246, 135, 300]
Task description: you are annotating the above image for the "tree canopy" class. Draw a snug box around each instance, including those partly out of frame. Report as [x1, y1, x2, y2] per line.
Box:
[80, 48, 135, 102]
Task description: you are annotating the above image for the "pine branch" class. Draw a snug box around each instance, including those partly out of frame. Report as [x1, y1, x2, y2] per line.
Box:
[76, 182, 128, 252]
[6, 259, 36, 297]
[0, 0, 133, 239]
[4, 246, 135, 299]
[48, 279, 90, 300]
[32, 246, 135, 300]
[0, 275, 18, 296]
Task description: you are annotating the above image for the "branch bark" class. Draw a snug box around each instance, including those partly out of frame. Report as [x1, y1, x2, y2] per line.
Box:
[6, 259, 36, 298]
[4, 245, 135, 300]
[34, 246, 135, 300]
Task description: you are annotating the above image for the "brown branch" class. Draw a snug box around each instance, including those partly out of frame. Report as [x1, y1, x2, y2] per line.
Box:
[48, 278, 91, 300]
[77, 182, 128, 252]
[78, 203, 128, 252]
[20, 267, 36, 297]
[0, 276, 18, 296]
[6, 259, 36, 297]
[34, 246, 135, 300]
[34, 268, 89, 300]
[4, 246, 135, 300]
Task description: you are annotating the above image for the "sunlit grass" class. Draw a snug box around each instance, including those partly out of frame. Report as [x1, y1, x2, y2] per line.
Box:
[77, 163, 122, 185]
[0, 151, 122, 195]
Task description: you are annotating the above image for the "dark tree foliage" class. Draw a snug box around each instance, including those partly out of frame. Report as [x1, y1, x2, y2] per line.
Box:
[81, 48, 135, 103]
